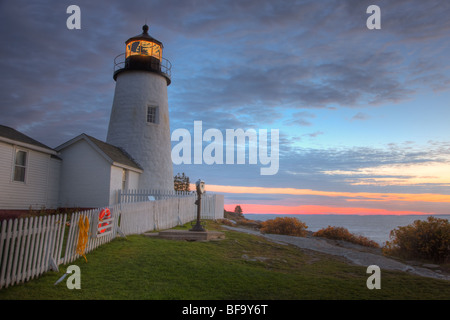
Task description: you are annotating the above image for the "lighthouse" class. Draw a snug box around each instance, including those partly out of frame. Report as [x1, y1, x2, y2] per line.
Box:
[106, 24, 174, 191]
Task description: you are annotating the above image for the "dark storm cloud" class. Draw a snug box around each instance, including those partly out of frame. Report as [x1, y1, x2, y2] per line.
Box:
[0, 1, 123, 146]
[1, 0, 449, 157]
[164, 0, 450, 133]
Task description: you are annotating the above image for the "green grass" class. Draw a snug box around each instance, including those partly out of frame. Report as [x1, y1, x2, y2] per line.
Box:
[0, 221, 449, 300]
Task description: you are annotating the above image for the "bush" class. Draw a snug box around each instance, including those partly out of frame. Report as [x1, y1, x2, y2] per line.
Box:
[383, 216, 450, 263]
[218, 219, 234, 226]
[313, 226, 380, 248]
[260, 217, 308, 237]
[236, 219, 262, 229]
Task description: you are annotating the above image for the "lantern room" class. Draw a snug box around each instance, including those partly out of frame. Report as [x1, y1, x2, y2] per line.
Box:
[113, 24, 171, 85]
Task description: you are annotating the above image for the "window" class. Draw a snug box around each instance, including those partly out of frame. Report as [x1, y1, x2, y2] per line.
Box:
[14, 150, 27, 182]
[126, 40, 162, 61]
[147, 106, 158, 124]
[122, 169, 127, 190]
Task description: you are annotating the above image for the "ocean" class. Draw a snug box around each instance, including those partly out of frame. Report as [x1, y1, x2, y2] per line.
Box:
[243, 214, 450, 245]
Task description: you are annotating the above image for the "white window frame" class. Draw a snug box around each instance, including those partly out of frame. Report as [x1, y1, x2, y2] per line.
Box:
[122, 169, 127, 190]
[13, 148, 28, 183]
[147, 105, 159, 124]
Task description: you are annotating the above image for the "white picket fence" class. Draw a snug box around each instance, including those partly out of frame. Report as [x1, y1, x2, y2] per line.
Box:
[118, 189, 194, 203]
[118, 189, 224, 222]
[118, 194, 224, 234]
[0, 206, 119, 290]
[0, 193, 224, 289]
[118, 197, 196, 235]
[0, 214, 65, 290]
[199, 194, 225, 220]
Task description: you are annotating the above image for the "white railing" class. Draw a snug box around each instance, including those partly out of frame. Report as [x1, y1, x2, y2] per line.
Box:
[118, 189, 224, 221]
[0, 206, 119, 289]
[0, 193, 224, 289]
[200, 194, 225, 220]
[118, 194, 224, 234]
[118, 197, 196, 235]
[0, 214, 65, 289]
[113, 53, 172, 81]
[118, 189, 194, 203]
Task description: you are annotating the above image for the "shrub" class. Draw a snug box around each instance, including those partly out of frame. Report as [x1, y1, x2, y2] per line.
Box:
[237, 219, 262, 229]
[383, 216, 450, 263]
[260, 217, 308, 237]
[234, 205, 243, 215]
[313, 226, 380, 248]
[218, 219, 234, 226]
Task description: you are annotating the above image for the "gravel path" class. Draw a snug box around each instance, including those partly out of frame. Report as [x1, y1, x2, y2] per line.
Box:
[223, 225, 450, 281]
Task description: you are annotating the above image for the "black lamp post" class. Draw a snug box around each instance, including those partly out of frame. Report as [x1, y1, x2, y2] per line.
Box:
[190, 179, 205, 232]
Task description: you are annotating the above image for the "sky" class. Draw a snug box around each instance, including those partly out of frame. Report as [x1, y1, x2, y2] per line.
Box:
[1, 0, 450, 216]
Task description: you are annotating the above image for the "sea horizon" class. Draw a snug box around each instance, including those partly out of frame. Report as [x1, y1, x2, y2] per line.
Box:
[242, 213, 450, 245]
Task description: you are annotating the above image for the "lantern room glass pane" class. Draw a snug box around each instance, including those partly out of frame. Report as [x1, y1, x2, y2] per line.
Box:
[126, 40, 162, 61]
[128, 41, 141, 55]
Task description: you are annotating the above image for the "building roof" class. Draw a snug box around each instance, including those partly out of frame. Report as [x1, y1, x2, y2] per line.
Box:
[0, 124, 57, 155]
[55, 133, 143, 172]
[126, 24, 163, 47]
[84, 134, 143, 171]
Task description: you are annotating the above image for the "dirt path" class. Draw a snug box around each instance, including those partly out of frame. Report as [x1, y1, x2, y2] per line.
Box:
[223, 225, 450, 281]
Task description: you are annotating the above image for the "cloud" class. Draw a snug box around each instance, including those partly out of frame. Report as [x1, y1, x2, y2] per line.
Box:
[323, 161, 450, 187]
[1, 0, 449, 147]
[224, 203, 436, 216]
[210, 184, 450, 203]
[164, 1, 450, 137]
[1, 1, 449, 202]
[0, 1, 122, 146]
[304, 131, 324, 138]
[284, 111, 316, 127]
[351, 112, 370, 121]
[382, 0, 450, 41]
[172, 135, 450, 207]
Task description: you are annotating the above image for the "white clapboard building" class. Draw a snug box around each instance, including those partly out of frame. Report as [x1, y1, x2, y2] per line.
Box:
[0, 125, 61, 210]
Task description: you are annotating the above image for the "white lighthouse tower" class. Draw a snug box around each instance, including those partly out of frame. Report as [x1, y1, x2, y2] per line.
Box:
[106, 24, 174, 191]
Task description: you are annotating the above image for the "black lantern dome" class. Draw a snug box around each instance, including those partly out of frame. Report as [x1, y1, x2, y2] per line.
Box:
[113, 25, 171, 85]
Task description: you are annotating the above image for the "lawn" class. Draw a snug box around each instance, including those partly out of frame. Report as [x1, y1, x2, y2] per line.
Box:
[0, 221, 449, 300]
